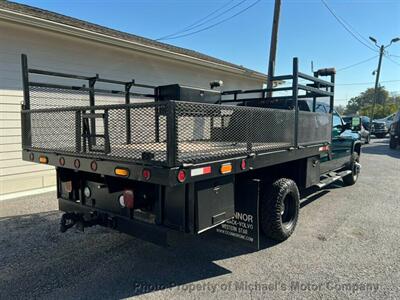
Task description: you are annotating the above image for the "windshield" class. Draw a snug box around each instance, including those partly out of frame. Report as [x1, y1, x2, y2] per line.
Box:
[342, 117, 352, 124]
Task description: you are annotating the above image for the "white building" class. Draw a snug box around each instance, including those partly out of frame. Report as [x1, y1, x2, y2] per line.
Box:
[0, 1, 267, 197]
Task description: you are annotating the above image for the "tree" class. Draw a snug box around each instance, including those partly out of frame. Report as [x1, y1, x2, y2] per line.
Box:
[344, 87, 391, 115]
[360, 103, 398, 119]
[334, 104, 345, 114]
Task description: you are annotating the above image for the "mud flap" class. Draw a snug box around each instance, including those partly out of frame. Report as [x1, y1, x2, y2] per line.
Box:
[214, 178, 260, 250]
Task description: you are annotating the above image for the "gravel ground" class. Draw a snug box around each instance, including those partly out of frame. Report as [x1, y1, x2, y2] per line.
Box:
[0, 138, 399, 300]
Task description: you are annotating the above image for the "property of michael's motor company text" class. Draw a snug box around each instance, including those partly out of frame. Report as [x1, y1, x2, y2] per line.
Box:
[175, 281, 379, 294]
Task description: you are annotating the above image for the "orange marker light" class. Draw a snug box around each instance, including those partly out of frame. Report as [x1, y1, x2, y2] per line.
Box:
[220, 163, 232, 174]
[39, 156, 48, 164]
[115, 167, 129, 177]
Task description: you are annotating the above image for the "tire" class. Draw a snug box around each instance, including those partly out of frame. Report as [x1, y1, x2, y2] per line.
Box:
[343, 152, 360, 186]
[260, 178, 300, 242]
[389, 136, 397, 149]
[365, 135, 370, 144]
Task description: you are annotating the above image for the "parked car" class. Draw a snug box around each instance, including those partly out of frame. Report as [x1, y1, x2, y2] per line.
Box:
[371, 120, 388, 138]
[361, 116, 371, 131]
[375, 113, 396, 133]
[389, 110, 400, 149]
[343, 116, 371, 144]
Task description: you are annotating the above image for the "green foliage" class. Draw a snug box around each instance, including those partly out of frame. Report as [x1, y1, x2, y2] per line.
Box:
[360, 103, 398, 119]
[344, 86, 399, 118]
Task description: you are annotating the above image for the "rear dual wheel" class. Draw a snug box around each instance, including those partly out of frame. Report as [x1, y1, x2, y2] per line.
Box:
[260, 178, 300, 242]
[389, 136, 397, 149]
[365, 135, 370, 144]
[343, 153, 360, 186]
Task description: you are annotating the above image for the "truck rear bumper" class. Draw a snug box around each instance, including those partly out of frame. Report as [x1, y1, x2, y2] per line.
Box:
[59, 198, 172, 246]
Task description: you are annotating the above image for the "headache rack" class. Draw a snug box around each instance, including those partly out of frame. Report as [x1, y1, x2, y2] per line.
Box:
[20, 55, 334, 168]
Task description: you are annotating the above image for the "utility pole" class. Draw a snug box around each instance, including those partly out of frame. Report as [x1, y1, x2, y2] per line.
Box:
[266, 0, 281, 98]
[369, 36, 400, 121]
[371, 45, 384, 121]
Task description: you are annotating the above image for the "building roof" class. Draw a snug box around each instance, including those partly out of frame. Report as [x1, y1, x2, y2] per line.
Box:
[0, 1, 267, 80]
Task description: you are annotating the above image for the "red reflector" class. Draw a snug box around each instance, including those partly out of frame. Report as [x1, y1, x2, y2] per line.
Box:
[90, 161, 98, 171]
[74, 159, 80, 169]
[203, 166, 212, 174]
[241, 159, 246, 170]
[177, 169, 186, 182]
[142, 169, 151, 180]
[123, 190, 134, 209]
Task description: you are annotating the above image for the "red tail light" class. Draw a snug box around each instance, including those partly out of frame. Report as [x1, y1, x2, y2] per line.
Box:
[177, 169, 186, 182]
[240, 159, 247, 170]
[119, 190, 134, 209]
[142, 169, 151, 180]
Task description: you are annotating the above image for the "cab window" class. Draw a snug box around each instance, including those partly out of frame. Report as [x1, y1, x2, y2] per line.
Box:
[333, 113, 342, 128]
[315, 103, 327, 113]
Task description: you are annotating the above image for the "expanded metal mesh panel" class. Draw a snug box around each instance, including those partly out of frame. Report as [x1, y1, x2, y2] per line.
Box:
[174, 102, 295, 163]
[107, 105, 167, 161]
[29, 110, 77, 150]
[29, 86, 90, 109]
[29, 86, 153, 109]
[24, 102, 168, 163]
[94, 92, 125, 105]
[22, 101, 332, 166]
[298, 111, 332, 145]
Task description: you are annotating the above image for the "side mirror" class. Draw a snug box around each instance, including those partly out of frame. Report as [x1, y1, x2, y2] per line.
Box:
[351, 117, 361, 132]
[342, 122, 351, 131]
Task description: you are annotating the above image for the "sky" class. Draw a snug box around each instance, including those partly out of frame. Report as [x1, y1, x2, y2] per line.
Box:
[13, 0, 400, 106]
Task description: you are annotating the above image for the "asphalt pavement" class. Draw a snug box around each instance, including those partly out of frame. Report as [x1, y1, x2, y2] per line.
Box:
[0, 138, 399, 300]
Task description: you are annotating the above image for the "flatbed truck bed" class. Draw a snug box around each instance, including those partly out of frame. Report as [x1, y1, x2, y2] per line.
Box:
[20, 55, 362, 247]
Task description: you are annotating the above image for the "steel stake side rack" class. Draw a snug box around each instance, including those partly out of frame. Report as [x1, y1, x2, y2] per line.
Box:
[20, 54, 339, 246]
[21, 55, 334, 185]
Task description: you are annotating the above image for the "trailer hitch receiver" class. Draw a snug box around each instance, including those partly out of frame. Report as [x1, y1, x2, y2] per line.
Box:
[60, 212, 116, 233]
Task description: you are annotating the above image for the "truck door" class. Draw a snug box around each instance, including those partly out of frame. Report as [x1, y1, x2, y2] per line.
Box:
[331, 112, 353, 166]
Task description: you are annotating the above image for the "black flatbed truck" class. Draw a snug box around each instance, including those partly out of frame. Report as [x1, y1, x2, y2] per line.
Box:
[20, 55, 362, 246]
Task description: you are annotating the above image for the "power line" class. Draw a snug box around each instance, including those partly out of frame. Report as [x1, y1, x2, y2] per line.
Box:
[339, 13, 374, 46]
[336, 79, 400, 86]
[320, 0, 378, 53]
[384, 54, 400, 67]
[156, 0, 246, 41]
[158, 0, 261, 41]
[336, 55, 378, 72]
